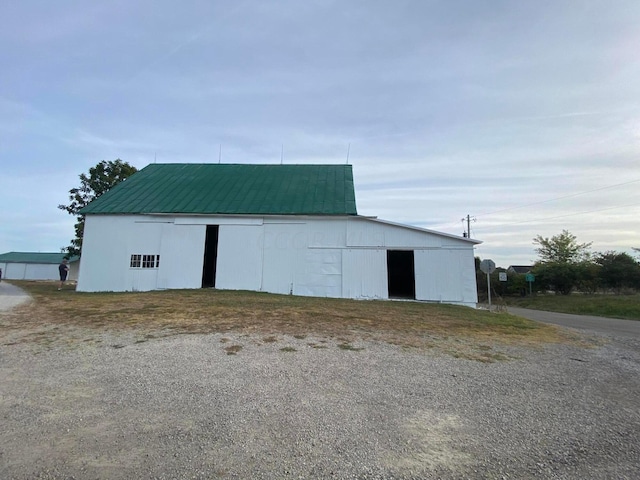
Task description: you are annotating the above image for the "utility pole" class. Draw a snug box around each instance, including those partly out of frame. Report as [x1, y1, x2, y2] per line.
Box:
[461, 214, 476, 238]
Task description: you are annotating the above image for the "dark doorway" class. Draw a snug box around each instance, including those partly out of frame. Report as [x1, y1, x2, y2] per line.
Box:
[202, 225, 219, 288]
[387, 250, 415, 299]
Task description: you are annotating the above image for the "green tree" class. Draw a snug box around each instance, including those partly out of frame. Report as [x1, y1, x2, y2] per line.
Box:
[595, 251, 640, 293]
[534, 262, 579, 295]
[532, 230, 592, 295]
[58, 159, 137, 256]
[533, 230, 592, 264]
[575, 261, 600, 294]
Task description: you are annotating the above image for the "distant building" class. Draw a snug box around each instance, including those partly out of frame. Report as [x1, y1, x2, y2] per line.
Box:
[0, 252, 79, 281]
[507, 265, 533, 275]
[77, 163, 481, 307]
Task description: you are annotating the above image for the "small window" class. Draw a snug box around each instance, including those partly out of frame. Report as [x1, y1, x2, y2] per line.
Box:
[130, 254, 141, 268]
[130, 254, 160, 269]
[142, 254, 155, 268]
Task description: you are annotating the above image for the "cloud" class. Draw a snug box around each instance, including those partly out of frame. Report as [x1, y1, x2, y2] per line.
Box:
[1, 1, 640, 264]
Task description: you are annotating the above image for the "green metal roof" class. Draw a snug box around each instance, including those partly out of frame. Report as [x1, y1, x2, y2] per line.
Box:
[79, 163, 358, 215]
[0, 252, 79, 264]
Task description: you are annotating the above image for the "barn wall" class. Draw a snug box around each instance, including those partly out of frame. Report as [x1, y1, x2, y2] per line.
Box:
[261, 222, 307, 295]
[4, 263, 27, 279]
[68, 261, 79, 281]
[258, 220, 346, 297]
[78, 214, 478, 307]
[157, 223, 206, 289]
[1, 263, 60, 280]
[341, 248, 387, 299]
[79, 215, 167, 291]
[343, 218, 478, 306]
[25, 264, 61, 281]
[216, 225, 263, 291]
[414, 248, 478, 306]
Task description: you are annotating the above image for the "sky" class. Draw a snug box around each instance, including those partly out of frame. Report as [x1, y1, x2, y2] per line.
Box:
[1, 0, 639, 268]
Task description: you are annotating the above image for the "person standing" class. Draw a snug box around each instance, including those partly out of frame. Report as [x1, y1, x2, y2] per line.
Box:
[58, 259, 69, 290]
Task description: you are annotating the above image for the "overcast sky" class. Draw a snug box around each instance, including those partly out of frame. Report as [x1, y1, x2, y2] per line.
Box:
[1, 0, 639, 267]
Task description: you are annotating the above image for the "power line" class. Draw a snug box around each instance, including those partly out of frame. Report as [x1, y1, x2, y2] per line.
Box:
[474, 201, 640, 230]
[476, 177, 640, 217]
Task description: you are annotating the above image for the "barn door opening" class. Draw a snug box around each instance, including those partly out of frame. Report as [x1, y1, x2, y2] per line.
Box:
[387, 250, 415, 299]
[201, 225, 219, 288]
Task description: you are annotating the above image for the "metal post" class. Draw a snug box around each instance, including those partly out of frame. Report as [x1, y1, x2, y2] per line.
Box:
[487, 273, 491, 310]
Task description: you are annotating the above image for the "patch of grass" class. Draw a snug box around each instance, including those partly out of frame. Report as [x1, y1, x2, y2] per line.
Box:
[3, 280, 582, 359]
[337, 342, 364, 351]
[507, 293, 640, 320]
[280, 346, 297, 352]
[224, 345, 243, 355]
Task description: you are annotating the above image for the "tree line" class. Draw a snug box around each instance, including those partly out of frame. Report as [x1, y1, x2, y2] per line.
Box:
[477, 230, 640, 298]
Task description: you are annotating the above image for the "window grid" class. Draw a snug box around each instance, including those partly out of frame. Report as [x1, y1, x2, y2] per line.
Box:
[130, 254, 141, 268]
[130, 254, 160, 269]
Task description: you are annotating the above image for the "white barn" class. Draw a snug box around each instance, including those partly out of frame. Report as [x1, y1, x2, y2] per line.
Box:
[0, 252, 79, 281]
[77, 164, 480, 307]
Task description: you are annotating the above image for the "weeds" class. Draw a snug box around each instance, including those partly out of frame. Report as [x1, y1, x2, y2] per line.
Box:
[224, 345, 243, 355]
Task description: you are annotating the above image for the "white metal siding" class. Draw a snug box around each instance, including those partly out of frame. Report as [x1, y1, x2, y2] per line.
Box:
[415, 249, 477, 306]
[460, 249, 479, 305]
[24, 264, 60, 280]
[157, 223, 206, 289]
[342, 249, 387, 299]
[78, 216, 166, 291]
[261, 223, 304, 295]
[77, 214, 478, 308]
[0, 262, 60, 280]
[1, 263, 60, 280]
[216, 225, 263, 291]
[346, 220, 385, 247]
[347, 217, 475, 249]
[5, 263, 27, 279]
[68, 261, 79, 281]
[296, 249, 342, 297]
[305, 218, 348, 247]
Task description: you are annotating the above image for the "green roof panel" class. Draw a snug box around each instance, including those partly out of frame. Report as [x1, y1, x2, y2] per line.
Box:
[0, 252, 79, 264]
[79, 164, 358, 216]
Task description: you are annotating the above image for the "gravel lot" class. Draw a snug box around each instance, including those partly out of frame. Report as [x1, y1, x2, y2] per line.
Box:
[1, 303, 639, 478]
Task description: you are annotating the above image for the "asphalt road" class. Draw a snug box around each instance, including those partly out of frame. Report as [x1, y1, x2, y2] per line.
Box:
[509, 307, 640, 338]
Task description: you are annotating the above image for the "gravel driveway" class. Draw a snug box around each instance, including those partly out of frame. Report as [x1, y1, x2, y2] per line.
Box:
[1, 292, 639, 479]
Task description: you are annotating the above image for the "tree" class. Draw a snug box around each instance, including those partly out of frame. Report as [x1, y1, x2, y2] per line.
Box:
[574, 261, 600, 294]
[532, 230, 592, 295]
[59, 159, 137, 256]
[533, 230, 592, 264]
[534, 262, 579, 295]
[595, 251, 640, 293]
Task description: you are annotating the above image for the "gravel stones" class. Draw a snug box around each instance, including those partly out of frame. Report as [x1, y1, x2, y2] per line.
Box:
[1, 329, 639, 479]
